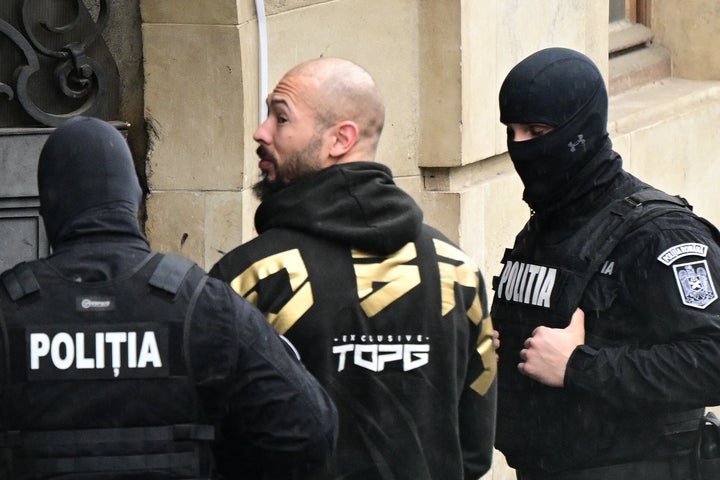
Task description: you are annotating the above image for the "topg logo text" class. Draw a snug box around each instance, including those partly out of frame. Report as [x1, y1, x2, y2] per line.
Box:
[332, 334, 430, 372]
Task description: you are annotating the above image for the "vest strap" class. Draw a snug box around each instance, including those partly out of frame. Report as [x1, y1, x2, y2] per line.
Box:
[24, 451, 200, 475]
[3, 424, 215, 477]
[624, 189, 690, 209]
[573, 187, 694, 316]
[1, 263, 40, 301]
[149, 254, 196, 295]
[2, 424, 215, 447]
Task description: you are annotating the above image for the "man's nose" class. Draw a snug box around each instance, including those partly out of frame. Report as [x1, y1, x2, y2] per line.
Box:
[253, 119, 271, 143]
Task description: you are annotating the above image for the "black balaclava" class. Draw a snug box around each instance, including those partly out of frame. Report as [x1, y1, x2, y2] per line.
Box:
[38, 116, 143, 247]
[499, 47, 614, 212]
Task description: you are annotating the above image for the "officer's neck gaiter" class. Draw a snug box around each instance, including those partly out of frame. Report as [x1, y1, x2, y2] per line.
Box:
[507, 88, 609, 211]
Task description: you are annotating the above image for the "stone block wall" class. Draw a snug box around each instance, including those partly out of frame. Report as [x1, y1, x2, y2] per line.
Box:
[141, 0, 259, 266]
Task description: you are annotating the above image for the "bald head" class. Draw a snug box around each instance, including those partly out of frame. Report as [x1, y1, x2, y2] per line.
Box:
[283, 58, 385, 153]
[252, 58, 386, 195]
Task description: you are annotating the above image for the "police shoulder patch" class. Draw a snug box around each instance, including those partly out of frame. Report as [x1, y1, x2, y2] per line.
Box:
[672, 260, 718, 309]
[657, 242, 708, 265]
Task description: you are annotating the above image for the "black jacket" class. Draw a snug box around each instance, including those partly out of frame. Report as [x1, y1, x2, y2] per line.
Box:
[210, 162, 497, 480]
[0, 116, 338, 479]
[492, 166, 720, 473]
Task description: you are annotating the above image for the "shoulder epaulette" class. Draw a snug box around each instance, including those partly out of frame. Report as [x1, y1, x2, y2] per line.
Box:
[1, 263, 40, 301]
[624, 188, 691, 210]
[148, 254, 196, 295]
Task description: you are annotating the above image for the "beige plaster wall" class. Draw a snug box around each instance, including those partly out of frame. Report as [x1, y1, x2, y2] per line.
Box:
[430, 0, 609, 281]
[141, 0, 261, 266]
[492, 0, 608, 158]
[140, 0, 255, 24]
[264, 0, 419, 178]
[610, 79, 720, 225]
[652, 0, 720, 80]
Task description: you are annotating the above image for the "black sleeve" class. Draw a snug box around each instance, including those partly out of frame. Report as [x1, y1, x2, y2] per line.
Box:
[208, 252, 239, 283]
[207, 260, 223, 280]
[460, 369, 497, 479]
[460, 272, 498, 479]
[565, 217, 720, 410]
[188, 278, 338, 476]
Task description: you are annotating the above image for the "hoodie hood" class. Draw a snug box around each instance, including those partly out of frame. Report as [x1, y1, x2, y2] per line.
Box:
[38, 116, 145, 248]
[254, 162, 423, 255]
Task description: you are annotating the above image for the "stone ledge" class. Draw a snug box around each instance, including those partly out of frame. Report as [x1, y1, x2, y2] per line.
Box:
[422, 153, 515, 192]
[423, 78, 720, 196]
[609, 44, 671, 96]
[609, 78, 720, 134]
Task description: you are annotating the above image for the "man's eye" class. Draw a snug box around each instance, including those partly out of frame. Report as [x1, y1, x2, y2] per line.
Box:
[277, 116, 288, 124]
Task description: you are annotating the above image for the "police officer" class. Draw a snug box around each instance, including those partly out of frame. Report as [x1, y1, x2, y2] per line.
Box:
[0, 116, 338, 479]
[492, 47, 720, 479]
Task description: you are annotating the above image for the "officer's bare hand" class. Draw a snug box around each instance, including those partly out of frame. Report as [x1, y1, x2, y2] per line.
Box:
[517, 308, 585, 387]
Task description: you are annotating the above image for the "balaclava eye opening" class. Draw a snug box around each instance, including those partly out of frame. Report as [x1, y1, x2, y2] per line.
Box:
[499, 47, 610, 211]
[37, 116, 142, 246]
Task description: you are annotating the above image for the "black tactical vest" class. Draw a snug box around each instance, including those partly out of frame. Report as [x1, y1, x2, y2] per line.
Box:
[491, 189, 703, 472]
[0, 253, 214, 479]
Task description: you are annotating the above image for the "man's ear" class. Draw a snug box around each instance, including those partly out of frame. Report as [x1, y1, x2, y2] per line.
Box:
[328, 121, 359, 157]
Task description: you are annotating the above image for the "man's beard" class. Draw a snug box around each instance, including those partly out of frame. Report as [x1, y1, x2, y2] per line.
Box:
[253, 134, 324, 202]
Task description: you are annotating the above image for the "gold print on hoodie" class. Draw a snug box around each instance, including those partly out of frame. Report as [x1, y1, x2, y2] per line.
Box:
[230, 249, 313, 335]
[433, 239, 496, 395]
[352, 243, 421, 317]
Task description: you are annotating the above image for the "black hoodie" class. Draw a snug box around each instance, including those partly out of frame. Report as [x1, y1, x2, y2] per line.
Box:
[254, 162, 423, 254]
[211, 161, 497, 480]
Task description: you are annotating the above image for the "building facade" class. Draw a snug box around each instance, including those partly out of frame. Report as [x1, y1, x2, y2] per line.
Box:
[2, 1, 719, 478]
[139, 4, 720, 476]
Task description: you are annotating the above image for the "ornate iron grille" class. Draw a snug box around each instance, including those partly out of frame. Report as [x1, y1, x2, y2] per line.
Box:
[0, 0, 119, 127]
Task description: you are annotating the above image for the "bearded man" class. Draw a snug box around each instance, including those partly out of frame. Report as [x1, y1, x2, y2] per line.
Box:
[210, 57, 497, 480]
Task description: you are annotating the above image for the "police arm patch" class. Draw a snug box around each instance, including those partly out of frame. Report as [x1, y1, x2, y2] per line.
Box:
[657, 242, 708, 265]
[672, 260, 718, 309]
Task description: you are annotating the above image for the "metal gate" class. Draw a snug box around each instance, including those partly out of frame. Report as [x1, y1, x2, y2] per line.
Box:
[0, 0, 121, 272]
